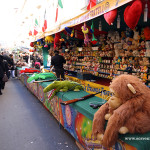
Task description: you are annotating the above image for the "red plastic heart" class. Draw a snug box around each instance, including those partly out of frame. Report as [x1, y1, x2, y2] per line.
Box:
[124, 0, 142, 30]
[104, 9, 117, 25]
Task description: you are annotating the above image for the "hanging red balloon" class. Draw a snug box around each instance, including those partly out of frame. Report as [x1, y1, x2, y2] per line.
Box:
[104, 9, 117, 25]
[124, 0, 142, 30]
[30, 42, 34, 47]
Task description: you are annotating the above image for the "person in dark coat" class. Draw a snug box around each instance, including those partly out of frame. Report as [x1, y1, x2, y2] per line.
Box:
[0, 55, 6, 95]
[23, 53, 29, 63]
[50, 50, 66, 80]
[31, 53, 36, 67]
[2, 59, 9, 89]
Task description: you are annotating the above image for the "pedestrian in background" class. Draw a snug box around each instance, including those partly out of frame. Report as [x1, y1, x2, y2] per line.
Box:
[2, 57, 9, 89]
[9, 54, 15, 78]
[50, 50, 66, 80]
[0, 55, 6, 95]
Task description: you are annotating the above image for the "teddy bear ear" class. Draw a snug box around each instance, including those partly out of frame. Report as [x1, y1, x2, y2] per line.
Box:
[127, 84, 136, 94]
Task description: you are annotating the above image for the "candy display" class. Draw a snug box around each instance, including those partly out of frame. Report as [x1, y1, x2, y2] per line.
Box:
[63, 26, 150, 84]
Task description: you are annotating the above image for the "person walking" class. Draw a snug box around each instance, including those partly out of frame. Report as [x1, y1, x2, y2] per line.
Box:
[2, 57, 9, 89]
[47, 50, 53, 67]
[23, 53, 29, 63]
[50, 50, 66, 80]
[0, 55, 6, 95]
[9, 54, 15, 78]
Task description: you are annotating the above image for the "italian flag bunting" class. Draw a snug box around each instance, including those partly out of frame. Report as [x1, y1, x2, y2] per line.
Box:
[42, 9, 47, 32]
[34, 18, 38, 36]
[55, 0, 63, 22]
[29, 30, 32, 36]
[87, 0, 96, 10]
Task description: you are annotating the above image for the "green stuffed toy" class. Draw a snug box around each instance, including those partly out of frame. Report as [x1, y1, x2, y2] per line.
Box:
[27, 72, 57, 83]
[43, 80, 84, 100]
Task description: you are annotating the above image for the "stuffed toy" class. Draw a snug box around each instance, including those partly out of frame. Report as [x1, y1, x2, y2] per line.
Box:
[54, 33, 61, 49]
[45, 35, 54, 43]
[90, 21, 97, 45]
[81, 23, 90, 46]
[65, 27, 74, 37]
[92, 74, 150, 148]
[20, 68, 40, 74]
[30, 42, 34, 47]
[145, 41, 150, 56]
[27, 72, 57, 83]
[144, 27, 150, 41]
[43, 80, 84, 100]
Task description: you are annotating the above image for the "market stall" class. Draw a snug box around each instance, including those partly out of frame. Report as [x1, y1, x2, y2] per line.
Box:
[19, 72, 150, 150]
[23, 0, 150, 149]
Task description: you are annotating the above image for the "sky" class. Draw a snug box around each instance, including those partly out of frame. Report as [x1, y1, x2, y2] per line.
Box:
[0, 0, 87, 49]
[0, 0, 26, 48]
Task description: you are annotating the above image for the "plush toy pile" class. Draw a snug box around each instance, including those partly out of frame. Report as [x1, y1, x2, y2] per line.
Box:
[19, 68, 40, 74]
[27, 72, 57, 83]
[43, 80, 84, 100]
[92, 74, 150, 148]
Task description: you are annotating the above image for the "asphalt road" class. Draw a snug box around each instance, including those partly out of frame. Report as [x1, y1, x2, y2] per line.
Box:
[0, 78, 79, 150]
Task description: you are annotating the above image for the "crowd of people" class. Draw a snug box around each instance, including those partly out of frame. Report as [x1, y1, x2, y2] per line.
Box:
[0, 53, 16, 95]
[0, 51, 44, 95]
[0, 49, 67, 95]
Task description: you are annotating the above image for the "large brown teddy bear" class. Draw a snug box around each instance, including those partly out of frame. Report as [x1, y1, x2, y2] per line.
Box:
[92, 74, 150, 148]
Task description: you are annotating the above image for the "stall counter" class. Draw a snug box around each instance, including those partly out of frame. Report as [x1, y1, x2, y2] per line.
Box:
[19, 73, 150, 150]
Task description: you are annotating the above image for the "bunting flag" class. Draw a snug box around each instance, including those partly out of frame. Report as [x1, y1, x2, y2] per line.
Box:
[87, 0, 96, 10]
[29, 30, 32, 36]
[42, 9, 47, 32]
[55, 0, 63, 22]
[34, 18, 38, 36]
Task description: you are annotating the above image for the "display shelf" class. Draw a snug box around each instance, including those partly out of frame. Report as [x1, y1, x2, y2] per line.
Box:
[97, 71, 110, 75]
[72, 64, 86, 66]
[99, 68, 111, 70]
[118, 56, 150, 58]
[117, 69, 150, 74]
[100, 62, 112, 65]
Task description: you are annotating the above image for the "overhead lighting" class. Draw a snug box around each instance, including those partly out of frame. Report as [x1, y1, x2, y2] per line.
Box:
[144, 0, 148, 22]
[99, 20, 102, 31]
[117, 14, 120, 29]
[75, 30, 77, 38]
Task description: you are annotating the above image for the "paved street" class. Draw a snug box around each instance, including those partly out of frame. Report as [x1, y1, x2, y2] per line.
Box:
[0, 78, 79, 150]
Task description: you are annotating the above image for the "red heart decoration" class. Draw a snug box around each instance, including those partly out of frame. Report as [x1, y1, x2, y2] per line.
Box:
[124, 0, 142, 30]
[104, 9, 117, 25]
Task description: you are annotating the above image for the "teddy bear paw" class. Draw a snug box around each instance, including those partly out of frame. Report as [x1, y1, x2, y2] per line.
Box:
[119, 126, 129, 134]
[104, 113, 112, 120]
[97, 133, 104, 141]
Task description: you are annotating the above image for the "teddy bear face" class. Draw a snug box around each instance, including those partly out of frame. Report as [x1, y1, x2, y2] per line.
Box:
[108, 88, 122, 110]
